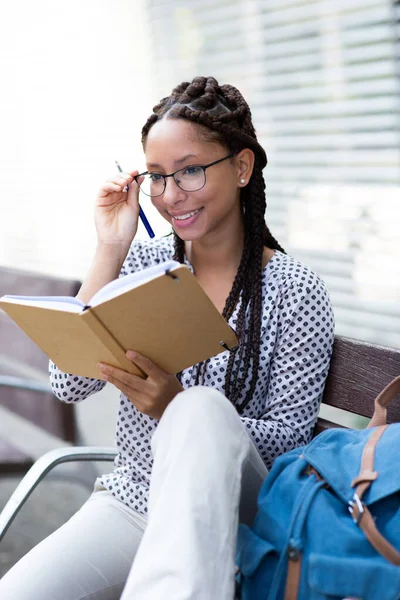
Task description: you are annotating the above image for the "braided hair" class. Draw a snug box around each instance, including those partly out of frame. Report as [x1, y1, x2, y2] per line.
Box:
[141, 76, 285, 412]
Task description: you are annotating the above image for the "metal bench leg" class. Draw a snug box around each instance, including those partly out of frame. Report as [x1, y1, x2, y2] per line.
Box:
[0, 446, 117, 542]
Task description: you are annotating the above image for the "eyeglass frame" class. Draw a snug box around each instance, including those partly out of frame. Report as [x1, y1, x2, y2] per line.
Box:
[134, 152, 236, 197]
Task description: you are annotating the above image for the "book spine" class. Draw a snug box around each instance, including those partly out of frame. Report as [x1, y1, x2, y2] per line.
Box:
[80, 309, 144, 376]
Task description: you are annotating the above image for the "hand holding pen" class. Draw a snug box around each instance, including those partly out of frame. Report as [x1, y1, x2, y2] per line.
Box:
[115, 161, 155, 239]
[94, 166, 152, 250]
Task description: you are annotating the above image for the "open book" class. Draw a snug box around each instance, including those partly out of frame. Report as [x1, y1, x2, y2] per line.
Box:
[0, 260, 238, 379]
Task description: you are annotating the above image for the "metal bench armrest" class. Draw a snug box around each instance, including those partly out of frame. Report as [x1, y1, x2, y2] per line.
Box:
[0, 374, 52, 394]
[0, 446, 117, 542]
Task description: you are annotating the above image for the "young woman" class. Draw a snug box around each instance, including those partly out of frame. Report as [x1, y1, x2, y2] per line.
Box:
[0, 76, 334, 599]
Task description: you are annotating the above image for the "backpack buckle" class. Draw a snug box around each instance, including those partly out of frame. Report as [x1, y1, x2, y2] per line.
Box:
[348, 493, 364, 524]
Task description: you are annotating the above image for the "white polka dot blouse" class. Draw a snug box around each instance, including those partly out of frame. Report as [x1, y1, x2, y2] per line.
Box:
[49, 235, 335, 516]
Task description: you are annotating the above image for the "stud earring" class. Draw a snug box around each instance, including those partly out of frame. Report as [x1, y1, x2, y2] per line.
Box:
[240, 179, 246, 184]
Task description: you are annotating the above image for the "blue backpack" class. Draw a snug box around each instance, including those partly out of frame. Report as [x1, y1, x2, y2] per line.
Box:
[236, 376, 400, 600]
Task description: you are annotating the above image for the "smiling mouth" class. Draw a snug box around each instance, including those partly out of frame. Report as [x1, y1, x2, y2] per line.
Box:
[171, 208, 203, 221]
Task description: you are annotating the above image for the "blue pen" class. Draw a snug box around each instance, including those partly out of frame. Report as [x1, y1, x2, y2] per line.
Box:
[115, 160, 155, 239]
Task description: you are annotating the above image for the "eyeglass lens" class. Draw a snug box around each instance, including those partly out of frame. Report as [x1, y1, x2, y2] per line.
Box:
[139, 166, 206, 197]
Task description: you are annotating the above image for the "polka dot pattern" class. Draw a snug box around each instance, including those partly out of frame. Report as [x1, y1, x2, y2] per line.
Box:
[49, 235, 335, 516]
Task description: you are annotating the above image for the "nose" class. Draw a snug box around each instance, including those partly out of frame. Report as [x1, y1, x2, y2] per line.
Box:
[161, 176, 187, 207]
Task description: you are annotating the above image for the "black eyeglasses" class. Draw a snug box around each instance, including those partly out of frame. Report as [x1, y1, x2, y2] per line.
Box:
[134, 153, 235, 197]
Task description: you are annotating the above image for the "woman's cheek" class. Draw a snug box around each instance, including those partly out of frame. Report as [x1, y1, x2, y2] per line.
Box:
[151, 198, 169, 219]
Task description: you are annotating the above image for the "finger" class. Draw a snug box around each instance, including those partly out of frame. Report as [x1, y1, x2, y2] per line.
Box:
[113, 175, 131, 193]
[135, 175, 145, 186]
[99, 178, 133, 197]
[98, 363, 142, 388]
[101, 182, 122, 193]
[120, 172, 134, 181]
[125, 169, 140, 178]
[125, 350, 162, 379]
[103, 372, 134, 399]
[126, 177, 142, 205]
[118, 171, 140, 196]
[116, 175, 132, 186]
[107, 176, 131, 187]
[104, 374, 149, 413]
[117, 170, 140, 185]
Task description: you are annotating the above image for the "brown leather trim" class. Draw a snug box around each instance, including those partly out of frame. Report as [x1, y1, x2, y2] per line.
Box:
[368, 376, 400, 428]
[352, 426, 387, 500]
[284, 554, 302, 600]
[349, 424, 400, 565]
[351, 471, 378, 487]
[358, 506, 400, 566]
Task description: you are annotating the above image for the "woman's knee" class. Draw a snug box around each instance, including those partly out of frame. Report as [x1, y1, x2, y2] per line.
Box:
[163, 385, 238, 424]
[153, 386, 248, 457]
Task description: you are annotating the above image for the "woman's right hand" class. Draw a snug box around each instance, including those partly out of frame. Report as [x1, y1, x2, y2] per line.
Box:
[94, 169, 142, 250]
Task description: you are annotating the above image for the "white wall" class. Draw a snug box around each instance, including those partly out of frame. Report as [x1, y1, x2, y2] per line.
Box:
[0, 0, 169, 281]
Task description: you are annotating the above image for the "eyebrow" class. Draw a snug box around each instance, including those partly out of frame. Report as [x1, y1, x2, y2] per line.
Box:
[147, 154, 198, 169]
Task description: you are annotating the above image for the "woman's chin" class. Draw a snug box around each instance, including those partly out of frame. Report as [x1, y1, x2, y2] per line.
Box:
[171, 224, 206, 242]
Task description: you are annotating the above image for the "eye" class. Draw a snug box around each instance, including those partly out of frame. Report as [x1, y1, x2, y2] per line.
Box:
[183, 166, 203, 176]
[148, 173, 164, 182]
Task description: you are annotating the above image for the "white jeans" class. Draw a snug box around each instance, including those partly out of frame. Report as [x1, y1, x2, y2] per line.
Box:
[0, 386, 267, 599]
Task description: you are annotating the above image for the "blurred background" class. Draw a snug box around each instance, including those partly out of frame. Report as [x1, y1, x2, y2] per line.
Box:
[0, 0, 399, 577]
[1, 0, 399, 346]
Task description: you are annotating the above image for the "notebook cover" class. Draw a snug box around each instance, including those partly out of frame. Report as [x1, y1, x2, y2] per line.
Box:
[0, 265, 238, 380]
[0, 301, 129, 379]
[91, 265, 238, 375]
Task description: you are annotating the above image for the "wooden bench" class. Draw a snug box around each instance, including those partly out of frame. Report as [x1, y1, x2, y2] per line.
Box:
[0, 266, 82, 474]
[316, 335, 400, 433]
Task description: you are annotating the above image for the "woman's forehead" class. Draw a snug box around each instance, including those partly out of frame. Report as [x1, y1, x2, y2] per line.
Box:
[145, 118, 223, 165]
[146, 118, 204, 146]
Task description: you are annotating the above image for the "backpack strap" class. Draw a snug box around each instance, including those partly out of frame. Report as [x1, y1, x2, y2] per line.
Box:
[349, 424, 400, 566]
[355, 505, 400, 565]
[284, 554, 302, 600]
[368, 375, 400, 428]
[350, 424, 386, 497]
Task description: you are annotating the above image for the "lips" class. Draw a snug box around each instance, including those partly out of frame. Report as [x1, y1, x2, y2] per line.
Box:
[170, 207, 204, 228]
[172, 208, 202, 221]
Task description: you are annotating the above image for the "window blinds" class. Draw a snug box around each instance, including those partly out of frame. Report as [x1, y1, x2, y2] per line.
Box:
[147, 0, 400, 348]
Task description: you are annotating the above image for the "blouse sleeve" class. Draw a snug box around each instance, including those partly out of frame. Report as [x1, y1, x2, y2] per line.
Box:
[48, 360, 107, 403]
[241, 278, 335, 469]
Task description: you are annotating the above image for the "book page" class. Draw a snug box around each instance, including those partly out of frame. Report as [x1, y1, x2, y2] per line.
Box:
[89, 260, 182, 307]
[0, 295, 84, 312]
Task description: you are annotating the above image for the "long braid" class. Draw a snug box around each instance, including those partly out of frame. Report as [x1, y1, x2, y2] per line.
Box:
[141, 76, 285, 412]
[172, 235, 185, 263]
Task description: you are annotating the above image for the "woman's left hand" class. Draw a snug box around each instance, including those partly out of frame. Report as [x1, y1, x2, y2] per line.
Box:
[98, 350, 184, 420]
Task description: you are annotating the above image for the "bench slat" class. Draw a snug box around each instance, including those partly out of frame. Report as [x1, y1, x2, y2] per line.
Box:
[321, 336, 400, 423]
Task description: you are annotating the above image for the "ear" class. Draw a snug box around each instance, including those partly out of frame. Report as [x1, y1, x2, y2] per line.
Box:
[235, 149, 255, 187]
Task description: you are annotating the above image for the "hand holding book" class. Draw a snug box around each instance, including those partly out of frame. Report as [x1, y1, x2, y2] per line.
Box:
[98, 349, 184, 420]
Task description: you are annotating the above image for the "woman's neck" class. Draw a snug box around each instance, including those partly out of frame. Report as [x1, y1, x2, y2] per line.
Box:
[184, 229, 244, 277]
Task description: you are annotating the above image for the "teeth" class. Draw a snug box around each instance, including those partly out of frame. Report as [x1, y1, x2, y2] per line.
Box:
[173, 209, 200, 221]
